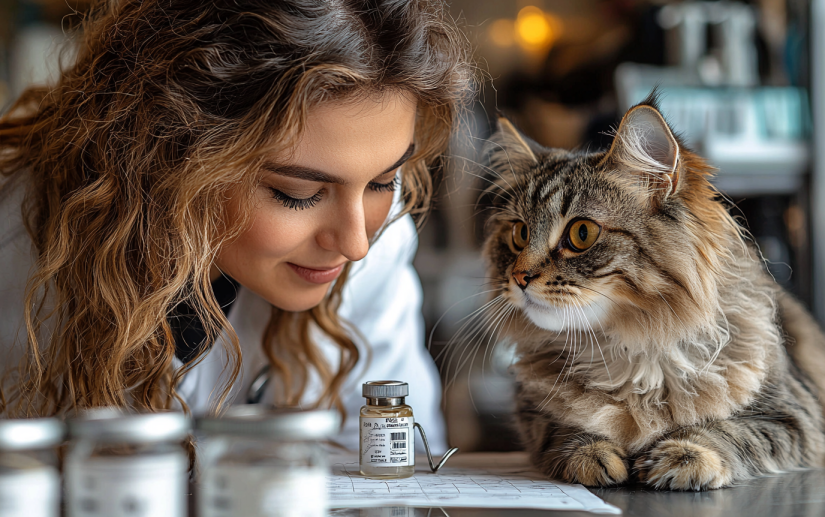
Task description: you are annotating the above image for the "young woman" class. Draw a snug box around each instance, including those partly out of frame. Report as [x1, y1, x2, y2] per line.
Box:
[0, 0, 471, 451]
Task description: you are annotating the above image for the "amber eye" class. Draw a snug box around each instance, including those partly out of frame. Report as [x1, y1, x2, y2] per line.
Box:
[567, 220, 601, 252]
[512, 221, 530, 250]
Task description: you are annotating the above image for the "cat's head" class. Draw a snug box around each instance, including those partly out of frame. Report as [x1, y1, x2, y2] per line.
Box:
[482, 96, 747, 347]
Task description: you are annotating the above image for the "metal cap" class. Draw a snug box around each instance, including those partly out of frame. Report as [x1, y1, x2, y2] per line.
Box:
[362, 380, 408, 398]
[68, 408, 190, 443]
[0, 418, 65, 451]
[196, 407, 340, 440]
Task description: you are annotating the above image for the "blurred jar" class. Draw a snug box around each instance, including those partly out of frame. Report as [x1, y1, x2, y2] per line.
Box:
[65, 409, 190, 517]
[0, 418, 64, 517]
[197, 407, 340, 517]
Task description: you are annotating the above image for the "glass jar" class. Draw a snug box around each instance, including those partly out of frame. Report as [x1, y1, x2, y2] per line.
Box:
[359, 381, 415, 479]
[65, 408, 190, 517]
[0, 418, 64, 517]
[196, 406, 339, 517]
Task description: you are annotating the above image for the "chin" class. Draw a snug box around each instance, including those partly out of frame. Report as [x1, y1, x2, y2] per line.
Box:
[512, 288, 611, 332]
[523, 301, 570, 331]
[266, 287, 329, 312]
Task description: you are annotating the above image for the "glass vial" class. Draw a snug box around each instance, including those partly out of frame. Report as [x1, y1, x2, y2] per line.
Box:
[196, 406, 339, 517]
[65, 409, 190, 517]
[0, 418, 64, 517]
[359, 380, 414, 479]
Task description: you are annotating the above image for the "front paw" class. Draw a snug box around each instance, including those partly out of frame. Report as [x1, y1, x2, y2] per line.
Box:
[635, 439, 733, 491]
[561, 441, 628, 487]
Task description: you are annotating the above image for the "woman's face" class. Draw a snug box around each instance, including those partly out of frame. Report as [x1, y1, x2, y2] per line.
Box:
[214, 91, 417, 311]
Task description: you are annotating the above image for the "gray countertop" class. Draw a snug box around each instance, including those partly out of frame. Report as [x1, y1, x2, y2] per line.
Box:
[331, 464, 825, 517]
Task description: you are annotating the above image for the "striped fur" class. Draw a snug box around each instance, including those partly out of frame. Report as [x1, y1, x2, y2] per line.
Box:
[481, 96, 825, 491]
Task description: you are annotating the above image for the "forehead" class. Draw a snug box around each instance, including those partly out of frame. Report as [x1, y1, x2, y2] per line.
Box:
[285, 91, 417, 180]
[513, 152, 608, 223]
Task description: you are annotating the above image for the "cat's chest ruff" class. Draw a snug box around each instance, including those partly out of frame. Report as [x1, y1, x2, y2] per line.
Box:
[517, 339, 768, 452]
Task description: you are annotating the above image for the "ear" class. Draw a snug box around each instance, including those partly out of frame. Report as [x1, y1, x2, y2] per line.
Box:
[603, 101, 681, 202]
[484, 116, 540, 176]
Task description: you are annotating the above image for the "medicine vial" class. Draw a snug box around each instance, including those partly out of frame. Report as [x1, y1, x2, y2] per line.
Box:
[360, 380, 415, 479]
[197, 406, 339, 517]
[65, 409, 190, 517]
[0, 418, 64, 517]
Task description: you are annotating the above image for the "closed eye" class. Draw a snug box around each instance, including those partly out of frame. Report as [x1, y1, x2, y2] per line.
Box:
[268, 187, 323, 210]
[368, 176, 400, 193]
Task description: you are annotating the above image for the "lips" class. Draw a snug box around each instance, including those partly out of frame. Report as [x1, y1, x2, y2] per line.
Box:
[287, 262, 346, 284]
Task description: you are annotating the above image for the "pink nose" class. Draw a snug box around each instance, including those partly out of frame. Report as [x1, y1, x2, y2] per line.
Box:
[513, 271, 535, 288]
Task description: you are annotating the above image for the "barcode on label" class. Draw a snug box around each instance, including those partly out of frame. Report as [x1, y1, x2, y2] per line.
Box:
[390, 432, 406, 441]
[391, 442, 407, 449]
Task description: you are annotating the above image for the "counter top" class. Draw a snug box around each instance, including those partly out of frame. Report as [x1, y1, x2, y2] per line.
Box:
[330, 453, 825, 517]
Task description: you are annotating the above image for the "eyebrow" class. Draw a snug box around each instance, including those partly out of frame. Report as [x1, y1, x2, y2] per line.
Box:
[263, 143, 415, 184]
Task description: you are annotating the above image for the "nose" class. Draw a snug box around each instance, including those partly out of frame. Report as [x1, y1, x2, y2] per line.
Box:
[513, 271, 538, 289]
[317, 200, 370, 261]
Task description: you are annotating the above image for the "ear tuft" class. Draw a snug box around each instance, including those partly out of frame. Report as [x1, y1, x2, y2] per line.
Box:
[484, 117, 540, 175]
[494, 117, 539, 164]
[605, 103, 681, 200]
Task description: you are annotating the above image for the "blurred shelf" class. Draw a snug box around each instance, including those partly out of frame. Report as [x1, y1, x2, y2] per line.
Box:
[712, 173, 806, 196]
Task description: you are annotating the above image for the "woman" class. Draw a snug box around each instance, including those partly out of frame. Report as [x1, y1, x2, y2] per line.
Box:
[0, 0, 471, 451]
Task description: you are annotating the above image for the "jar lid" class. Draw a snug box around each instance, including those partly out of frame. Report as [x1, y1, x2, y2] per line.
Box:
[0, 418, 65, 451]
[196, 407, 340, 440]
[362, 380, 408, 398]
[68, 408, 190, 443]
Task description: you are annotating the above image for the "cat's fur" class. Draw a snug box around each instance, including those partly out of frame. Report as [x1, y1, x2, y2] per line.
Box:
[480, 94, 825, 491]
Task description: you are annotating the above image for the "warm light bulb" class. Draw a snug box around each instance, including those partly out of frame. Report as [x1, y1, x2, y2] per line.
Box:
[515, 6, 558, 52]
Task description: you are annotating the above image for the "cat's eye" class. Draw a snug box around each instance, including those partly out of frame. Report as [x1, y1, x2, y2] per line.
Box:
[512, 221, 530, 251]
[567, 219, 601, 252]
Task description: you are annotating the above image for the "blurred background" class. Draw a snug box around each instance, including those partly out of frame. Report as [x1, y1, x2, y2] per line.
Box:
[0, 0, 822, 453]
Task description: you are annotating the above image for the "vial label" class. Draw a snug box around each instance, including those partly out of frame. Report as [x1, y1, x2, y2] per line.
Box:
[0, 467, 60, 517]
[65, 453, 187, 517]
[360, 417, 414, 467]
[200, 465, 327, 517]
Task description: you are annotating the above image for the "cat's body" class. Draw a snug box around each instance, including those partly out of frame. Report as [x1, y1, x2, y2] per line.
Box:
[481, 95, 825, 491]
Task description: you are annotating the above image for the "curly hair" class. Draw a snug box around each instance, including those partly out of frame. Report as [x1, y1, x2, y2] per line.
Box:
[0, 0, 472, 417]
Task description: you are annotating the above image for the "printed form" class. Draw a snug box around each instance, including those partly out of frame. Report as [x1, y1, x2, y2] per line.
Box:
[328, 453, 621, 514]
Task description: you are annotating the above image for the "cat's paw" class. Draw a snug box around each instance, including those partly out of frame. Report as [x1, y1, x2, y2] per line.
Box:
[561, 441, 628, 487]
[635, 439, 733, 491]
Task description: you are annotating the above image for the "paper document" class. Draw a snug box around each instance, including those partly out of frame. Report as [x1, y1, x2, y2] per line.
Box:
[328, 453, 621, 514]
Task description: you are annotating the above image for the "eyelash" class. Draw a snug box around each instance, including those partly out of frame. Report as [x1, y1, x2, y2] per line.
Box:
[369, 176, 400, 193]
[268, 177, 399, 210]
[269, 188, 323, 210]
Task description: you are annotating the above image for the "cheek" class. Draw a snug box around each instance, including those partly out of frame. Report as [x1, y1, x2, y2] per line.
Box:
[221, 198, 310, 270]
[365, 193, 395, 237]
[240, 213, 297, 256]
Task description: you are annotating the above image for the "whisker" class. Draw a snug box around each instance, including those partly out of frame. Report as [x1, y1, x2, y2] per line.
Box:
[451, 306, 509, 389]
[446, 299, 513, 393]
[571, 296, 611, 383]
[436, 299, 507, 386]
[439, 296, 507, 375]
[536, 306, 573, 410]
[427, 290, 502, 353]
[475, 305, 517, 403]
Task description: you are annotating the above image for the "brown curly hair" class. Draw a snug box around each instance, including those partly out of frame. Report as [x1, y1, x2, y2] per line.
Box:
[0, 0, 472, 417]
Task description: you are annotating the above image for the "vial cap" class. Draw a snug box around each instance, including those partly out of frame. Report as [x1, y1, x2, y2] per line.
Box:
[0, 418, 65, 451]
[362, 380, 408, 398]
[68, 408, 190, 444]
[196, 407, 340, 440]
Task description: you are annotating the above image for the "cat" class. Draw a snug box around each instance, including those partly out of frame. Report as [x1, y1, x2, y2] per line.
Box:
[479, 93, 825, 491]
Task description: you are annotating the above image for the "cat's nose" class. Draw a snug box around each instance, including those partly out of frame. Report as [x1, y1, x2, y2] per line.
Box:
[513, 271, 537, 289]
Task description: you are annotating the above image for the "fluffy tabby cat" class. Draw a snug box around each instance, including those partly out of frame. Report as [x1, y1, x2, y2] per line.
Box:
[480, 95, 825, 491]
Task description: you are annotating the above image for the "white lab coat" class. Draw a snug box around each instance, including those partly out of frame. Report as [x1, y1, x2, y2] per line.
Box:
[0, 172, 447, 453]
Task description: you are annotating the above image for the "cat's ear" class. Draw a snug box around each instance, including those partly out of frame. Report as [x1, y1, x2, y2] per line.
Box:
[484, 116, 540, 176]
[603, 100, 681, 202]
